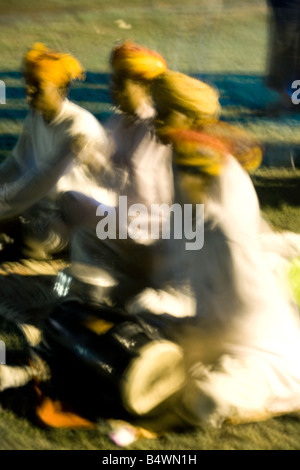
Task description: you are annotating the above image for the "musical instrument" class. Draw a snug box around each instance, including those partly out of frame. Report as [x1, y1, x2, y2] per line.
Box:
[53, 261, 146, 308]
[40, 299, 185, 417]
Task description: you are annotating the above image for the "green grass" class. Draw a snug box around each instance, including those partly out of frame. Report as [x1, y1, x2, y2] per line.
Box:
[252, 168, 300, 232]
[1, 0, 300, 451]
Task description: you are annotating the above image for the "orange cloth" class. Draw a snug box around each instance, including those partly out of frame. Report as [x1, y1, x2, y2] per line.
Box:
[159, 127, 228, 176]
[34, 382, 94, 429]
[36, 395, 95, 429]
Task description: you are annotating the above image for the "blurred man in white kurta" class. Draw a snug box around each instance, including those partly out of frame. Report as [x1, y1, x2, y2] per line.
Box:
[68, 41, 175, 297]
[130, 71, 300, 430]
[0, 43, 111, 260]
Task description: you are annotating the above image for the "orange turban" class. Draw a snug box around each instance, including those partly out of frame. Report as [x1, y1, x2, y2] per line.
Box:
[161, 127, 228, 176]
[110, 40, 167, 80]
[23, 43, 85, 88]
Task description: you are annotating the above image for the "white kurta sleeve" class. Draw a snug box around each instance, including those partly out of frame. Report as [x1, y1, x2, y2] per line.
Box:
[0, 146, 74, 220]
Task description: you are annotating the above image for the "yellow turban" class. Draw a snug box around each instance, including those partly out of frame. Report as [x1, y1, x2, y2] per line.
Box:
[23, 43, 85, 88]
[161, 127, 228, 176]
[110, 40, 168, 80]
[199, 121, 263, 172]
[151, 70, 221, 126]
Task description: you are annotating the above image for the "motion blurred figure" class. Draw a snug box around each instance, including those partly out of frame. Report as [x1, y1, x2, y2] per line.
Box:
[128, 68, 264, 317]
[170, 128, 300, 427]
[68, 41, 175, 300]
[0, 43, 110, 260]
[106, 40, 174, 211]
[131, 69, 300, 430]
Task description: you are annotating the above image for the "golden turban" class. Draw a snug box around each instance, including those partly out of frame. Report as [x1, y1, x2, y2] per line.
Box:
[23, 43, 85, 88]
[151, 70, 221, 126]
[161, 127, 228, 176]
[110, 40, 167, 80]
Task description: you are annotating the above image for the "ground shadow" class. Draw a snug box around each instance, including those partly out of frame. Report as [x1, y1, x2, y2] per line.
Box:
[262, 142, 300, 168]
[252, 172, 300, 209]
[1, 70, 300, 167]
[193, 72, 279, 112]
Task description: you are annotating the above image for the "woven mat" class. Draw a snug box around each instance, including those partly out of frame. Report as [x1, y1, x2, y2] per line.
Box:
[0, 258, 70, 276]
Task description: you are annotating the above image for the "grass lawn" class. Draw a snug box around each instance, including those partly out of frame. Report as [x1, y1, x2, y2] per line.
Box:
[0, 0, 300, 450]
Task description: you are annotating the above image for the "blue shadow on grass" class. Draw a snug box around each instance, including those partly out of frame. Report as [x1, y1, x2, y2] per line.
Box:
[1, 70, 300, 166]
[0, 69, 293, 112]
[0, 70, 290, 119]
[194, 72, 293, 117]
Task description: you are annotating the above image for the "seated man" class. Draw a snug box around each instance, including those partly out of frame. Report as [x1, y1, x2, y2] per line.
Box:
[127, 68, 263, 318]
[0, 43, 111, 260]
[130, 70, 300, 430]
[65, 40, 175, 298]
[106, 39, 174, 212]
[167, 128, 300, 428]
